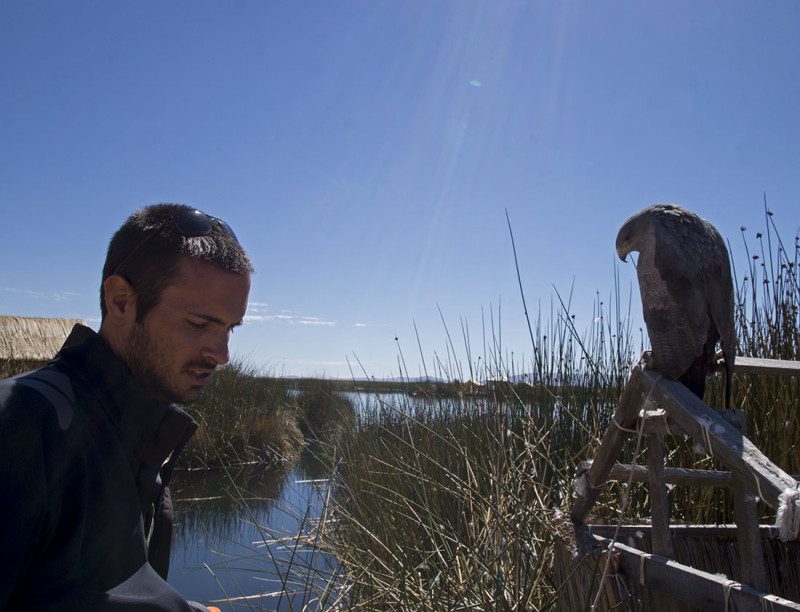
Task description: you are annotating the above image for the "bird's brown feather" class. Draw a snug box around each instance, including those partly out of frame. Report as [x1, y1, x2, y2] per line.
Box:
[616, 203, 736, 407]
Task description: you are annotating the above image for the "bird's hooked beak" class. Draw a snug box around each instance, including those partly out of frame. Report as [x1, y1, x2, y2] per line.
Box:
[616, 237, 632, 262]
[616, 243, 637, 269]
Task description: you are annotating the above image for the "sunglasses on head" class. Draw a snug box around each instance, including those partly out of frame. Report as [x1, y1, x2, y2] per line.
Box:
[112, 209, 239, 277]
[171, 208, 239, 243]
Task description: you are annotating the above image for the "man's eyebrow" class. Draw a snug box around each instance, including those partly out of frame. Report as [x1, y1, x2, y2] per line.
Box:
[191, 313, 243, 327]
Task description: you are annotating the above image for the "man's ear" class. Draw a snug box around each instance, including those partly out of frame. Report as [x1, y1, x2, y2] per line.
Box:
[102, 275, 137, 326]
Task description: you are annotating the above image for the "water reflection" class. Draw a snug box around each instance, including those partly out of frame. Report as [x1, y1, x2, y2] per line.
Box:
[168, 461, 338, 611]
[342, 390, 460, 418]
[166, 390, 479, 611]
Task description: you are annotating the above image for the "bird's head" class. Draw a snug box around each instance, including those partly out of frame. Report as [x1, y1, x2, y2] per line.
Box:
[615, 218, 641, 262]
[615, 205, 660, 262]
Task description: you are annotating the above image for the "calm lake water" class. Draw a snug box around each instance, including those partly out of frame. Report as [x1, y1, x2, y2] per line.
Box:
[167, 460, 338, 611]
[166, 391, 457, 610]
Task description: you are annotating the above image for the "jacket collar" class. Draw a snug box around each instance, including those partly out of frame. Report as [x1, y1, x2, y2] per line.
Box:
[54, 324, 197, 499]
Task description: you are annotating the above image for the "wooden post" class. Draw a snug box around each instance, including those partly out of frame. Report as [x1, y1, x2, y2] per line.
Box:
[726, 411, 769, 592]
[732, 476, 769, 592]
[571, 366, 646, 525]
[646, 431, 679, 611]
[646, 433, 674, 558]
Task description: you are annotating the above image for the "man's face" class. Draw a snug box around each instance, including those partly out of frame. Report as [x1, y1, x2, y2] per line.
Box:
[125, 257, 251, 404]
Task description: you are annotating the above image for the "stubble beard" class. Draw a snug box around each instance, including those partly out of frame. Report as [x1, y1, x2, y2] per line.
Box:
[126, 321, 204, 404]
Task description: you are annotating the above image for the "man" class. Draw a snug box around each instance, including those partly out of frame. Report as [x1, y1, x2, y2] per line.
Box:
[0, 204, 252, 611]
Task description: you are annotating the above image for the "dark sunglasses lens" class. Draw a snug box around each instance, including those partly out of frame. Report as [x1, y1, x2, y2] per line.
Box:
[214, 218, 239, 243]
[172, 209, 239, 243]
[172, 209, 213, 237]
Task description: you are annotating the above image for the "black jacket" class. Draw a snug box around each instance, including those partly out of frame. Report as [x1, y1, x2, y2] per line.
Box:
[0, 324, 201, 611]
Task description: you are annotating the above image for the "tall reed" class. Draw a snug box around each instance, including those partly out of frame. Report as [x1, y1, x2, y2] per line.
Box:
[317, 277, 642, 608]
[733, 205, 799, 474]
[194, 205, 797, 609]
[325, 398, 565, 609]
[180, 359, 304, 469]
[316, 205, 799, 609]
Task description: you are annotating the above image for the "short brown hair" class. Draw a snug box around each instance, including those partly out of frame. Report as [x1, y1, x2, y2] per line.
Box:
[101, 203, 253, 322]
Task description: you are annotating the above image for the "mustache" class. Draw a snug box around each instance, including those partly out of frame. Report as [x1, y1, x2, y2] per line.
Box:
[185, 359, 218, 372]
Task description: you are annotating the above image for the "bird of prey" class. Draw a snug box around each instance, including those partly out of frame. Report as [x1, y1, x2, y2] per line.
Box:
[616, 203, 736, 408]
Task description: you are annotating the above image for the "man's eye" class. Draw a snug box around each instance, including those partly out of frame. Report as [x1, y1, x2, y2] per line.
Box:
[188, 321, 206, 330]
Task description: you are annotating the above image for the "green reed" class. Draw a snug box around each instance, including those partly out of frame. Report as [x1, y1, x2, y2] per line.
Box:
[180, 364, 364, 471]
[179, 360, 303, 469]
[293, 378, 357, 441]
[310, 277, 644, 609]
[733, 206, 800, 474]
[189, 204, 797, 609]
[322, 398, 561, 609]
[309, 205, 799, 609]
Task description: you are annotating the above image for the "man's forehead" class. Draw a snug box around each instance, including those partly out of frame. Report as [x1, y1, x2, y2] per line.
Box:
[161, 258, 250, 316]
[170, 257, 250, 286]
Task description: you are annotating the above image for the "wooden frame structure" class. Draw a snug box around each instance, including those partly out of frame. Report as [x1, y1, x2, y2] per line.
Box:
[569, 355, 800, 611]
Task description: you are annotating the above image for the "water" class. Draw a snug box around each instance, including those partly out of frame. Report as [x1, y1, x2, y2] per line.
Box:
[342, 390, 466, 418]
[165, 390, 467, 611]
[167, 461, 338, 611]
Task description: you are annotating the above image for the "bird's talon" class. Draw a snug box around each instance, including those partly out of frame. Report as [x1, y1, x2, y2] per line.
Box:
[640, 350, 656, 370]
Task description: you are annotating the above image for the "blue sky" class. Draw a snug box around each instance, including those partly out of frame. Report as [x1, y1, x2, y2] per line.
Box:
[2, 1, 799, 379]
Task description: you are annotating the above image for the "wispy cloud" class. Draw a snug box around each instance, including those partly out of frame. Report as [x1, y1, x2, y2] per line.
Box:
[297, 317, 335, 326]
[244, 305, 335, 327]
[1, 287, 79, 302]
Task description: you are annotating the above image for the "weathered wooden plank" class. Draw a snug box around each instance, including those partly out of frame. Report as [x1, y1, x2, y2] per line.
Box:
[635, 367, 798, 512]
[589, 534, 800, 611]
[733, 474, 769, 591]
[638, 406, 687, 436]
[638, 407, 746, 436]
[577, 460, 731, 487]
[588, 523, 782, 539]
[647, 435, 674, 558]
[570, 368, 646, 524]
[577, 460, 800, 489]
[730, 414, 769, 592]
[733, 356, 800, 377]
[647, 433, 679, 611]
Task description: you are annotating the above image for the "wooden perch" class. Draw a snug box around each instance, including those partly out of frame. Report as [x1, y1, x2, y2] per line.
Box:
[731, 356, 800, 377]
[635, 367, 798, 512]
[577, 461, 800, 489]
[570, 368, 646, 524]
[588, 534, 800, 611]
[568, 355, 800, 603]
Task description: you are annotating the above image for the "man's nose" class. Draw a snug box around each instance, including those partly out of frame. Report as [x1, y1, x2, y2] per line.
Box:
[203, 331, 230, 366]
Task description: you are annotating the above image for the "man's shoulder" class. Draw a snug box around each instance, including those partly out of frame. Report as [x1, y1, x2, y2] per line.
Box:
[0, 366, 76, 431]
